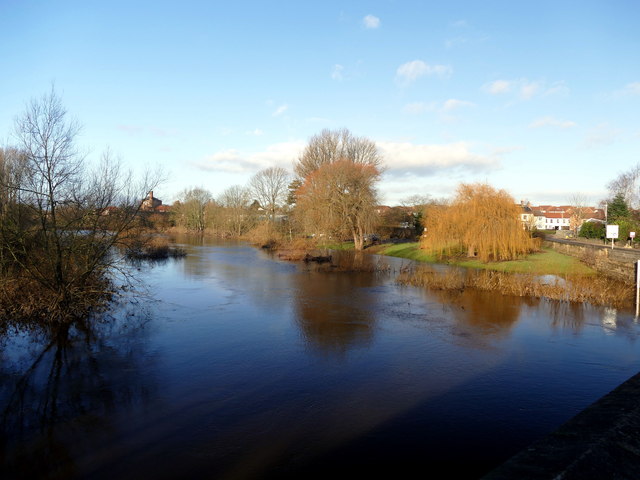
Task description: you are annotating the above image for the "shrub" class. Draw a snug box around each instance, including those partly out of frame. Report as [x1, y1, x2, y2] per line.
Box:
[578, 221, 605, 239]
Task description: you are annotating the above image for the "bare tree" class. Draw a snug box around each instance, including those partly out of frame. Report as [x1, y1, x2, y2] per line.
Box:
[296, 160, 380, 250]
[607, 164, 640, 209]
[568, 193, 589, 236]
[174, 187, 212, 232]
[218, 185, 253, 237]
[294, 129, 382, 250]
[249, 166, 289, 221]
[295, 128, 383, 179]
[1, 88, 160, 321]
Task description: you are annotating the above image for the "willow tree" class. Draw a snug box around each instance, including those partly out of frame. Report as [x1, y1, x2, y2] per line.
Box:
[294, 128, 382, 250]
[421, 182, 536, 262]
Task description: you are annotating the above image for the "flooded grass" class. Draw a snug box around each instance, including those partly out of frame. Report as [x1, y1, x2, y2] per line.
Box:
[379, 243, 596, 276]
[398, 265, 634, 308]
[125, 236, 187, 260]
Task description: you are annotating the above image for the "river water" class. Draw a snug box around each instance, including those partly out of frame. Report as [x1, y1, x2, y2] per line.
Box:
[2, 237, 639, 479]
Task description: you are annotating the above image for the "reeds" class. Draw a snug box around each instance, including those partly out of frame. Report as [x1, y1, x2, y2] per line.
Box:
[125, 236, 186, 260]
[398, 265, 634, 308]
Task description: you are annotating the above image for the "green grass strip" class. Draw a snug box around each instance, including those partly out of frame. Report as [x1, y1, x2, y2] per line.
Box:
[378, 242, 595, 276]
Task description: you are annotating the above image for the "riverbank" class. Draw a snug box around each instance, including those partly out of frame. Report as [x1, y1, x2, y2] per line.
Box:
[370, 242, 596, 276]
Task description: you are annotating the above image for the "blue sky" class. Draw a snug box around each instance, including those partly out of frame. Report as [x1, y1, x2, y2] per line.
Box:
[1, 0, 639, 206]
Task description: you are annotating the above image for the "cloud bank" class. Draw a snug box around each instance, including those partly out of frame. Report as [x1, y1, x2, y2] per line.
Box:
[194, 141, 306, 173]
[377, 141, 500, 175]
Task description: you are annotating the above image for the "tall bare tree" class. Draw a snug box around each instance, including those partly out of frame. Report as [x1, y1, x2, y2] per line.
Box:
[249, 166, 289, 221]
[294, 129, 382, 250]
[607, 164, 640, 209]
[218, 185, 253, 237]
[174, 187, 212, 232]
[295, 127, 382, 179]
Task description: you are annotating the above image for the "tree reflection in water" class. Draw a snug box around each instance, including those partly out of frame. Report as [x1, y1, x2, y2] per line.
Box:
[292, 251, 390, 355]
[0, 303, 156, 479]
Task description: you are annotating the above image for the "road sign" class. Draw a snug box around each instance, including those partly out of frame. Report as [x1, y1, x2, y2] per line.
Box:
[606, 225, 619, 239]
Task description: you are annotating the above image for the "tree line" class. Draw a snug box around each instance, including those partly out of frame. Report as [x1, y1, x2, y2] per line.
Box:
[169, 128, 397, 251]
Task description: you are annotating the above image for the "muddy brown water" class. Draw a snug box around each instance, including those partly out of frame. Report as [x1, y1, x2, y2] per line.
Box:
[1, 237, 639, 479]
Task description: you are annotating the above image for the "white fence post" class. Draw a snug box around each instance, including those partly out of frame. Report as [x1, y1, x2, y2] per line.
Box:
[636, 260, 640, 318]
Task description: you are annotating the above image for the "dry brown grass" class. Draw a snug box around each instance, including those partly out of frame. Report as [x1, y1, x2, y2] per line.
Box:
[275, 236, 321, 261]
[398, 265, 634, 308]
[0, 275, 113, 324]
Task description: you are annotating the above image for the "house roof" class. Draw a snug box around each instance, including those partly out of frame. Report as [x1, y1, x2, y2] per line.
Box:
[544, 212, 570, 219]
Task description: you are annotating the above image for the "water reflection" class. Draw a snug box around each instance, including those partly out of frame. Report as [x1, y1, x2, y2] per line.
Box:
[428, 288, 523, 337]
[0, 303, 156, 478]
[293, 270, 379, 354]
[2, 239, 639, 479]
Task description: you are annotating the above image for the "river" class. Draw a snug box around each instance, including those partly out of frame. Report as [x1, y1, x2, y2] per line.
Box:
[1, 237, 639, 479]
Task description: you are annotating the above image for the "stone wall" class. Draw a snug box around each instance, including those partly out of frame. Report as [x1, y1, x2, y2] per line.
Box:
[545, 239, 640, 284]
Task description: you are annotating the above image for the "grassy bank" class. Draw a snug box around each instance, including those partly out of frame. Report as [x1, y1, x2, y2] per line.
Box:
[376, 242, 595, 276]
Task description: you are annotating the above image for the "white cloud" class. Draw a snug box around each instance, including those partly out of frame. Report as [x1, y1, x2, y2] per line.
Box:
[624, 82, 640, 95]
[272, 104, 288, 117]
[331, 64, 344, 81]
[583, 123, 620, 149]
[396, 60, 452, 86]
[450, 19, 467, 28]
[613, 82, 640, 98]
[377, 141, 500, 175]
[117, 124, 144, 135]
[484, 78, 568, 100]
[444, 36, 468, 49]
[441, 99, 475, 112]
[484, 80, 511, 94]
[403, 102, 436, 114]
[543, 81, 570, 97]
[194, 141, 306, 173]
[520, 81, 540, 100]
[363, 14, 380, 29]
[403, 99, 474, 115]
[529, 116, 576, 129]
[246, 129, 264, 136]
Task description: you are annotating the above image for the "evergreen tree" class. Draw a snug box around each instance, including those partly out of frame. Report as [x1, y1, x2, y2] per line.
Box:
[608, 193, 629, 222]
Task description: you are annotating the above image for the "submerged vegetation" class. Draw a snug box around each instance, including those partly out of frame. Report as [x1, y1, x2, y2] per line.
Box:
[398, 266, 634, 308]
[125, 236, 187, 260]
[370, 242, 629, 307]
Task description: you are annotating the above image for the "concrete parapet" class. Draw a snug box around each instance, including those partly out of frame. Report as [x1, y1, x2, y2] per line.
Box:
[482, 371, 640, 479]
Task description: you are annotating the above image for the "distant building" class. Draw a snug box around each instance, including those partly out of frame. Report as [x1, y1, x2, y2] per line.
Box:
[142, 191, 163, 212]
[530, 205, 605, 231]
[518, 200, 535, 230]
